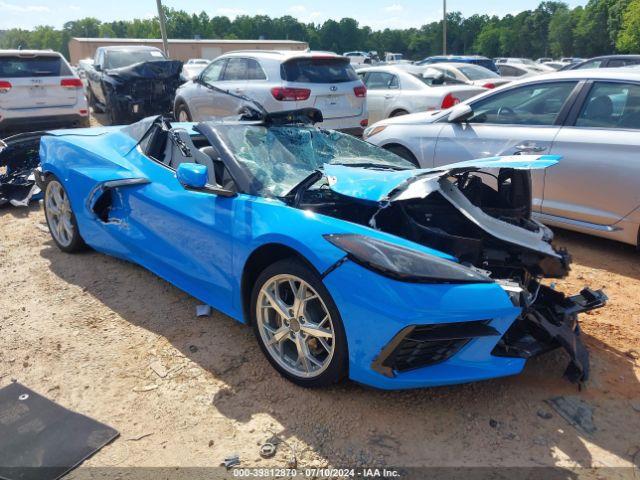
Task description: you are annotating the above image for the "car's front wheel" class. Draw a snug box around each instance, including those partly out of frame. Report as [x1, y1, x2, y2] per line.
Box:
[175, 103, 192, 122]
[251, 258, 348, 387]
[43, 176, 86, 253]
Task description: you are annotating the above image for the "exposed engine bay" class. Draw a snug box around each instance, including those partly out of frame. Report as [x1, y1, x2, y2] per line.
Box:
[295, 165, 607, 384]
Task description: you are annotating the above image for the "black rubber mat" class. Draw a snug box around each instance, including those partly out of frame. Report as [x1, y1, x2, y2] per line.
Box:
[0, 382, 119, 480]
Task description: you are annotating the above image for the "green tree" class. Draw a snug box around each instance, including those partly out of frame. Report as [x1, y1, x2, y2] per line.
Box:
[617, 0, 640, 51]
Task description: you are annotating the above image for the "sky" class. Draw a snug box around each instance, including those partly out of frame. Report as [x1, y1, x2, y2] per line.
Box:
[0, 0, 589, 31]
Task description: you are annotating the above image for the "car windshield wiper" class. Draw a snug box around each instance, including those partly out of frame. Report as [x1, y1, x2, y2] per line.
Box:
[195, 78, 269, 119]
[330, 162, 410, 171]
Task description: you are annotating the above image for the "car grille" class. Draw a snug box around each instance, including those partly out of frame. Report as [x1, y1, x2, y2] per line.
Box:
[372, 320, 499, 376]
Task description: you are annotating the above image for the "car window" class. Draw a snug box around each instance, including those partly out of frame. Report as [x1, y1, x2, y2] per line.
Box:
[458, 65, 499, 80]
[364, 72, 398, 89]
[280, 57, 358, 84]
[608, 58, 639, 68]
[222, 58, 250, 81]
[0, 55, 72, 77]
[104, 49, 165, 69]
[201, 59, 226, 84]
[576, 82, 640, 130]
[246, 59, 267, 80]
[498, 65, 522, 77]
[468, 81, 577, 126]
[576, 59, 603, 69]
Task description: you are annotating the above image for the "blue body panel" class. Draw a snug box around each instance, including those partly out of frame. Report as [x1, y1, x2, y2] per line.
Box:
[39, 125, 534, 390]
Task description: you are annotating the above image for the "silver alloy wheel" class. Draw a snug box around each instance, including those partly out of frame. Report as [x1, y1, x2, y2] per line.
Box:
[256, 274, 335, 378]
[178, 109, 189, 122]
[45, 180, 74, 248]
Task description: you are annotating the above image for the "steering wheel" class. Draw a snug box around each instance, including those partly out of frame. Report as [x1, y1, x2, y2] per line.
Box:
[496, 106, 516, 121]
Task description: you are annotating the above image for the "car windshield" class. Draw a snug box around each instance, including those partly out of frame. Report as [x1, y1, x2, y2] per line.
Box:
[0, 55, 71, 77]
[105, 50, 166, 69]
[215, 125, 414, 197]
[458, 65, 499, 80]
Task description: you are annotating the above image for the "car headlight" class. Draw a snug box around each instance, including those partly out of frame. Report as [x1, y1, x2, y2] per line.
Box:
[324, 234, 492, 284]
[363, 125, 387, 140]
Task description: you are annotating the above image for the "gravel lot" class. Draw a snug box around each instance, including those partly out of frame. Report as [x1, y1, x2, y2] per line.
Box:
[1, 115, 639, 471]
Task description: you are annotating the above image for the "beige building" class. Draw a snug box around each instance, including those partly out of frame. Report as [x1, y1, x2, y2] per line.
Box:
[68, 37, 308, 64]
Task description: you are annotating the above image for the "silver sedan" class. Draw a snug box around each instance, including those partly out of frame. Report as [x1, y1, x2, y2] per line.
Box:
[365, 69, 640, 246]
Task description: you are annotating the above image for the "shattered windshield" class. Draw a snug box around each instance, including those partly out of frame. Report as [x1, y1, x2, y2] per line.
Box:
[215, 125, 414, 197]
[105, 50, 167, 69]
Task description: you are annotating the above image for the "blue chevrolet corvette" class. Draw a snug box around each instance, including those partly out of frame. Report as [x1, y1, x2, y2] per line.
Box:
[25, 109, 605, 389]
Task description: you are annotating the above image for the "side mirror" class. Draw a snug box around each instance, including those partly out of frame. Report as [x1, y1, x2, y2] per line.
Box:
[94, 64, 102, 72]
[177, 163, 207, 189]
[448, 104, 473, 123]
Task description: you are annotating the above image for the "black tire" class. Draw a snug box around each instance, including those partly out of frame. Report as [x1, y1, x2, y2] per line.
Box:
[390, 109, 409, 117]
[43, 175, 86, 253]
[250, 258, 348, 388]
[174, 102, 192, 122]
[384, 144, 419, 167]
[106, 105, 123, 126]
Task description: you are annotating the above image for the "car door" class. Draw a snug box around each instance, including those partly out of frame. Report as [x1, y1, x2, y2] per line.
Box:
[108, 132, 238, 314]
[189, 58, 227, 120]
[433, 80, 580, 211]
[212, 57, 251, 116]
[542, 80, 640, 226]
[363, 71, 399, 123]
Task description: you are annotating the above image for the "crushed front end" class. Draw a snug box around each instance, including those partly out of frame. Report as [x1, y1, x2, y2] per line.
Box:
[0, 132, 46, 207]
[296, 156, 607, 387]
[103, 60, 182, 122]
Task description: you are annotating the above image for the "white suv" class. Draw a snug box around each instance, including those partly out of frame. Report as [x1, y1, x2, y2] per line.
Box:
[0, 50, 88, 133]
[174, 50, 368, 135]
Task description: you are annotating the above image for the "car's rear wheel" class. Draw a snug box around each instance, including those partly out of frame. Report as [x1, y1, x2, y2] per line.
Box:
[175, 103, 192, 122]
[390, 109, 409, 117]
[251, 258, 348, 388]
[43, 176, 86, 253]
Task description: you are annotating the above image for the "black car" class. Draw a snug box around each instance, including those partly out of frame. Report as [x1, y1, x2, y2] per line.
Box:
[86, 46, 182, 125]
[563, 55, 640, 70]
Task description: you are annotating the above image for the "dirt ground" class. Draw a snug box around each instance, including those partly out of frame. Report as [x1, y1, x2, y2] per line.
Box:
[1, 116, 639, 472]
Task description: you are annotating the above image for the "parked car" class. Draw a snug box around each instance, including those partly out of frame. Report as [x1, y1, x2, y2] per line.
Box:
[425, 62, 514, 89]
[417, 55, 498, 73]
[497, 58, 556, 73]
[76, 58, 94, 79]
[174, 50, 367, 135]
[86, 46, 182, 125]
[24, 109, 605, 388]
[537, 57, 553, 63]
[343, 51, 373, 65]
[565, 55, 640, 70]
[542, 61, 570, 71]
[357, 66, 486, 125]
[181, 58, 209, 81]
[0, 50, 88, 133]
[364, 69, 640, 246]
[496, 63, 548, 77]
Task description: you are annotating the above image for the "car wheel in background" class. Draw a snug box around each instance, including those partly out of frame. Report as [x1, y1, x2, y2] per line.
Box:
[251, 258, 348, 388]
[384, 144, 419, 167]
[175, 103, 192, 122]
[43, 176, 86, 253]
[390, 109, 409, 117]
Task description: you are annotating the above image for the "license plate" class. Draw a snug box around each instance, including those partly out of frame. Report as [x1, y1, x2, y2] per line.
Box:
[30, 87, 46, 98]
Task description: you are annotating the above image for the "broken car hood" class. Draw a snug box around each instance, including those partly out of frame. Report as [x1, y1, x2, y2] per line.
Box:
[324, 155, 560, 203]
[105, 60, 182, 80]
[324, 154, 562, 259]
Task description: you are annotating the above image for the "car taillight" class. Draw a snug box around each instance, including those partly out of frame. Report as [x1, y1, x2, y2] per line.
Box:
[441, 93, 460, 109]
[354, 85, 367, 97]
[271, 87, 311, 101]
[482, 82, 496, 89]
[360, 118, 369, 127]
[79, 109, 88, 115]
[61, 78, 83, 88]
[0, 81, 12, 93]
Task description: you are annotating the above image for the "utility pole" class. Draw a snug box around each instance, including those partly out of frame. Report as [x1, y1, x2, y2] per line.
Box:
[156, 0, 170, 57]
[442, 0, 447, 55]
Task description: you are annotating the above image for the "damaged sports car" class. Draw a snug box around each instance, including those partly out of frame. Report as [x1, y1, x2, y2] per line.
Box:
[33, 108, 606, 389]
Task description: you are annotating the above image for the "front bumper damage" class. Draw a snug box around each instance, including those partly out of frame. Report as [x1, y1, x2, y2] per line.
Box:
[493, 286, 607, 384]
